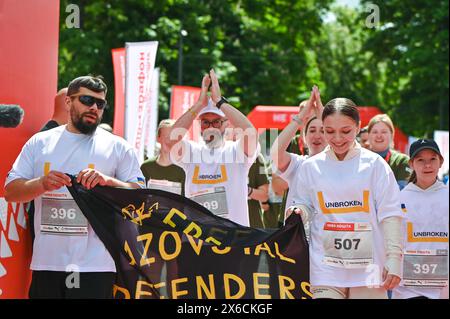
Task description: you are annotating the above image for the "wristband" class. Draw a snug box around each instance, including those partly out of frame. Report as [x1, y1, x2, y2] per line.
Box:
[188, 107, 198, 117]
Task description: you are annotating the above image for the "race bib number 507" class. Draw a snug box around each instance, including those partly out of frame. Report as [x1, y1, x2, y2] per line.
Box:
[322, 222, 373, 269]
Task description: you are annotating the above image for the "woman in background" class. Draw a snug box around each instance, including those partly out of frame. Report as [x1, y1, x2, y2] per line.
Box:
[367, 114, 411, 189]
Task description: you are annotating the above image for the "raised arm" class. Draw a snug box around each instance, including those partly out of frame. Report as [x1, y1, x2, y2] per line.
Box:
[209, 69, 258, 158]
[270, 89, 316, 173]
[168, 74, 211, 150]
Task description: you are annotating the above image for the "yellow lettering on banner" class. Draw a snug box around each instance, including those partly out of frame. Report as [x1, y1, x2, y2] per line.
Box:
[196, 274, 216, 299]
[254, 243, 275, 258]
[301, 282, 313, 299]
[123, 240, 137, 266]
[137, 233, 155, 267]
[135, 280, 153, 299]
[121, 202, 156, 226]
[253, 273, 271, 299]
[278, 276, 295, 299]
[224, 273, 245, 299]
[187, 235, 204, 256]
[274, 242, 296, 264]
[44, 162, 51, 175]
[113, 285, 131, 299]
[160, 231, 181, 260]
[208, 227, 228, 239]
[211, 245, 231, 255]
[154, 282, 166, 299]
[184, 222, 202, 238]
[205, 236, 222, 246]
[163, 208, 187, 228]
[244, 247, 251, 255]
[171, 277, 189, 299]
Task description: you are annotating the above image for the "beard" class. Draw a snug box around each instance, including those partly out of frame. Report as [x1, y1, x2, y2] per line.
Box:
[202, 129, 224, 148]
[70, 106, 101, 135]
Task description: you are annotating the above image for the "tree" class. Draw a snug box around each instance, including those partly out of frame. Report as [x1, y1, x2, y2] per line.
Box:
[359, 0, 449, 137]
[58, 0, 332, 125]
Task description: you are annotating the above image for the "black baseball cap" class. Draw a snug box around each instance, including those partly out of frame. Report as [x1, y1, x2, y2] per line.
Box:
[409, 139, 442, 159]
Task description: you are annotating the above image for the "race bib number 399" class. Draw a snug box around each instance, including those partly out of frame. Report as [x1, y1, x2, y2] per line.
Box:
[402, 249, 448, 287]
[322, 222, 373, 269]
[40, 192, 88, 236]
[189, 187, 229, 219]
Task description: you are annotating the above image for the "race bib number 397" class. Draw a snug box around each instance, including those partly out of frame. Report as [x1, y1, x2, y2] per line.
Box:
[402, 249, 448, 287]
[322, 222, 373, 269]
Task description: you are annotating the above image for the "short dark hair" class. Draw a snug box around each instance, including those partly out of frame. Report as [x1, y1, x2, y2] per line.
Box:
[322, 98, 359, 125]
[67, 75, 107, 96]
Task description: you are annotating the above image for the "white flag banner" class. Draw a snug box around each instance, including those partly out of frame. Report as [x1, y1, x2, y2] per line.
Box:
[434, 130, 449, 179]
[124, 41, 158, 163]
[144, 67, 160, 159]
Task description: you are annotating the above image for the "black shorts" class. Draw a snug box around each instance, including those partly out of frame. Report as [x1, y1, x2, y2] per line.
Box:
[29, 270, 116, 299]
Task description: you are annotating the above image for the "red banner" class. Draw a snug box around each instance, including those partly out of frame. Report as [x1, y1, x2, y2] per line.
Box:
[112, 48, 126, 137]
[170, 86, 202, 141]
[0, 0, 60, 298]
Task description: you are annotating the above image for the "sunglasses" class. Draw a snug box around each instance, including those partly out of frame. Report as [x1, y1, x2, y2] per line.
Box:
[71, 94, 108, 110]
[200, 119, 227, 128]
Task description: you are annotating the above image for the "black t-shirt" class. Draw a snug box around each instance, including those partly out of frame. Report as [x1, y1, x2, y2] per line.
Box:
[39, 120, 60, 132]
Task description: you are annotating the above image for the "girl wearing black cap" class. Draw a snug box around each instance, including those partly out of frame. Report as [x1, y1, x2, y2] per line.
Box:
[393, 139, 449, 299]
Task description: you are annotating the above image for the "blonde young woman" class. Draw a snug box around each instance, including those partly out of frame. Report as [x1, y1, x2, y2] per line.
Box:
[288, 98, 404, 299]
[368, 114, 411, 189]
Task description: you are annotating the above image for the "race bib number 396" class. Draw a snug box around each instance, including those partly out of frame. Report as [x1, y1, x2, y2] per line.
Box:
[40, 192, 88, 236]
[322, 222, 373, 269]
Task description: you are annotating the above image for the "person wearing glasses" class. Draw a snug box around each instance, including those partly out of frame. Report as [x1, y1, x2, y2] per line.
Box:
[169, 69, 259, 227]
[4, 75, 145, 299]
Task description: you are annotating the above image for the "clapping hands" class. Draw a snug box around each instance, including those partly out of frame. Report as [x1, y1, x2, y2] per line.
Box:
[195, 69, 222, 109]
[298, 85, 324, 123]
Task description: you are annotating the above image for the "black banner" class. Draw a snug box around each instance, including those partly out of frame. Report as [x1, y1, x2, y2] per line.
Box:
[67, 178, 310, 299]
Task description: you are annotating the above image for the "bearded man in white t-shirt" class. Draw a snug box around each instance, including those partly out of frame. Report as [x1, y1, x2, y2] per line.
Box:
[168, 69, 259, 227]
[4, 75, 145, 298]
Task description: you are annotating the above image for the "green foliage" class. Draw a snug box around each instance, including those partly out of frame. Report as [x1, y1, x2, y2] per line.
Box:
[58, 0, 448, 137]
[359, 0, 449, 137]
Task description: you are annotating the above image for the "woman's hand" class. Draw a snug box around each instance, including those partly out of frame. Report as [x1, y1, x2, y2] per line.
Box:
[382, 268, 401, 290]
[312, 85, 324, 120]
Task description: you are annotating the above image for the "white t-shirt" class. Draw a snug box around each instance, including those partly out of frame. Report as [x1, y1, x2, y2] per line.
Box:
[292, 147, 403, 287]
[273, 153, 308, 213]
[172, 140, 259, 226]
[5, 126, 144, 272]
[393, 181, 449, 299]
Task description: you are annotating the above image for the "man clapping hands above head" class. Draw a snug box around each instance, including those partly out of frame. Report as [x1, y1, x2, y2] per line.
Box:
[168, 69, 259, 227]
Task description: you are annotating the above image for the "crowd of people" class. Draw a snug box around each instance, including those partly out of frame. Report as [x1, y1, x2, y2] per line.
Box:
[4, 72, 448, 299]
